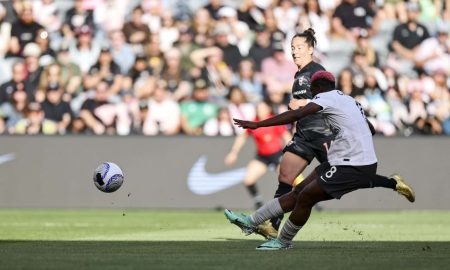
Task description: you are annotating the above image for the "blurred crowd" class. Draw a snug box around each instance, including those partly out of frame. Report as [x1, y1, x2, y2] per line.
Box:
[0, 0, 449, 136]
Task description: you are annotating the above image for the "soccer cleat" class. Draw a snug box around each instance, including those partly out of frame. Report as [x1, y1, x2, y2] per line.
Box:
[391, 174, 415, 202]
[256, 238, 292, 250]
[224, 209, 256, 235]
[255, 221, 278, 240]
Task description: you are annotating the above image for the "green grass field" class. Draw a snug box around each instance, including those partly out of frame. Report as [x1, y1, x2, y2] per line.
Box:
[1, 209, 449, 270]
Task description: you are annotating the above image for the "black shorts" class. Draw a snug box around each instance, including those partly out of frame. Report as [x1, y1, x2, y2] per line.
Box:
[315, 161, 378, 199]
[283, 133, 332, 164]
[256, 150, 283, 167]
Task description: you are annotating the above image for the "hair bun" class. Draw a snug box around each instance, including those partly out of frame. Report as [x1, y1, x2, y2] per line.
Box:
[305, 28, 315, 36]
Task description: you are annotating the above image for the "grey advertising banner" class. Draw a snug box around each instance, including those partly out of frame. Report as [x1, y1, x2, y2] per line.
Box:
[0, 136, 449, 210]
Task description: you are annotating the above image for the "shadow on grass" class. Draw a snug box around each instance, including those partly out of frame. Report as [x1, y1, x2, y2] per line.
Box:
[0, 240, 449, 270]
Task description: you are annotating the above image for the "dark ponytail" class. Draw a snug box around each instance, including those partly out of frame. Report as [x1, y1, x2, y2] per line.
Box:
[292, 28, 317, 48]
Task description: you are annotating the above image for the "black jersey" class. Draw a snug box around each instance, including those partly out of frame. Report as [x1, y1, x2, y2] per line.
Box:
[291, 61, 334, 141]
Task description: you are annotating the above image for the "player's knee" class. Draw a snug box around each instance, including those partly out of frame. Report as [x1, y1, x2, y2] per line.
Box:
[278, 169, 296, 184]
[296, 191, 316, 208]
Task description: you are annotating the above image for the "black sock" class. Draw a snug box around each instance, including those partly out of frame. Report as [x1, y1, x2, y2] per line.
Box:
[246, 183, 258, 196]
[270, 182, 292, 230]
[246, 184, 263, 209]
[370, 175, 397, 190]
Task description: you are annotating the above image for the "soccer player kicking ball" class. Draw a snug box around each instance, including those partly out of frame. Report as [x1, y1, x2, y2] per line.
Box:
[224, 71, 415, 250]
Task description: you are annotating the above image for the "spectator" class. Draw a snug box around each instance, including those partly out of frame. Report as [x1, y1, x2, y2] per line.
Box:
[237, 0, 266, 31]
[191, 8, 215, 47]
[388, 2, 430, 75]
[14, 101, 57, 135]
[0, 89, 29, 133]
[35, 28, 56, 67]
[265, 90, 288, 115]
[355, 31, 379, 67]
[85, 47, 123, 96]
[261, 42, 297, 95]
[93, 0, 128, 35]
[297, 0, 331, 55]
[232, 58, 264, 103]
[414, 23, 450, 75]
[190, 46, 233, 104]
[8, 2, 43, 57]
[337, 68, 363, 97]
[203, 106, 235, 136]
[62, 0, 95, 40]
[32, 0, 61, 35]
[227, 85, 256, 135]
[55, 46, 82, 99]
[143, 81, 180, 136]
[144, 33, 165, 75]
[41, 83, 72, 134]
[122, 6, 151, 53]
[141, 0, 164, 34]
[0, 3, 11, 58]
[69, 25, 100, 74]
[212, 22, 244, 72]
[361, 73, 396, 136]
[273, 0, 300, 34]
[109, 30, 135, 75]
[0, 61, 32, 104]
[216, 6, 251, 55]
[203, 0, 223, 20]
[124, 54, 156, 99]
[23, 42, 44, 94]
[180, 79, 219, 135]
[331, 0, 377, 42]
[79, 80, 132, 135]
[160, 47, 191, 101]
[248, 25, 275, 71]
[36, 63, 64, 103]
[174, 26, 200, 72]
[159, 10, 179, 52]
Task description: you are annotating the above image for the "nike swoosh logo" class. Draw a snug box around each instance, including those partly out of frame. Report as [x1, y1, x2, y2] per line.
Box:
[0, 153, 15, 165]
[187, 155, 246, 195]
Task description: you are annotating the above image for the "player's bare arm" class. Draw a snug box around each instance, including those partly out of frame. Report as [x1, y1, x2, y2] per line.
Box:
[234, 103, 322, 130]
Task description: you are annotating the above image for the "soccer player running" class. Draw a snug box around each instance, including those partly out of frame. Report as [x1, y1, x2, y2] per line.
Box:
[225, 101, 291, 210]
[224, 71, 415, 250]
[257, 28, 335, 238]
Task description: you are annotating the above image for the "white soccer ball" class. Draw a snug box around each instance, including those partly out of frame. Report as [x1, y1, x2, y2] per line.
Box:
[93, 162, 124, 193]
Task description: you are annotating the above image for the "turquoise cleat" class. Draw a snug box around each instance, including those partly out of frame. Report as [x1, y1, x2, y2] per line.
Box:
[224, 209, 256, 235]
[256, 239, 293, 250]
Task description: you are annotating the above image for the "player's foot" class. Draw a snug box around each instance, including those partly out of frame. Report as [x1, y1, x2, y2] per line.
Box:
[256, 238, 292, 250]
[224, 209, 256, 235]
[255, 221, 278, 240]
[391, 174, 415, 202]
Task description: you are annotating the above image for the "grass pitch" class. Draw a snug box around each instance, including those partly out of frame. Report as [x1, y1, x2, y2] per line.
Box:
[1, 209, 449, 270]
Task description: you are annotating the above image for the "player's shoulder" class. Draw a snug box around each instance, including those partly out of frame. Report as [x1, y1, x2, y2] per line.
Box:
[308, 61, 326, 73]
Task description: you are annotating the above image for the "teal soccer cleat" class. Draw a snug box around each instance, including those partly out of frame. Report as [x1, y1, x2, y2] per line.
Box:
[224, 209, 256, 235]
[256, 239, 293, 250]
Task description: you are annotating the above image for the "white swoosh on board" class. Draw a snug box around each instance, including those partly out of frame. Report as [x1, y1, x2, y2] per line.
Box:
[187, 155, 246, 195]
[0, 153, 15, 165]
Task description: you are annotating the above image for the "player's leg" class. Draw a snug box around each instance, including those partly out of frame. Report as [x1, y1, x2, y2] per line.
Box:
[243, 159, 268, 209]
[224, 168, 319, 234]
[368, 173, 415, 202]
[257, 178, 333, 250]
[270, 151, 310, 230]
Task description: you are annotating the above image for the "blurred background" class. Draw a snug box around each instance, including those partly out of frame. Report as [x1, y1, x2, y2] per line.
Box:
[0, 0, 449, 210]
[0, 0, 449, 137]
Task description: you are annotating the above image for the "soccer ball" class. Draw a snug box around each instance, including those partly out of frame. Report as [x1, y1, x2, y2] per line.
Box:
[93, 162, 124, 193]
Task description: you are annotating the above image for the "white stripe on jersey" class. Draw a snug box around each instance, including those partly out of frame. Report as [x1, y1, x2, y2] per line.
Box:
[311, 90, 377, 166]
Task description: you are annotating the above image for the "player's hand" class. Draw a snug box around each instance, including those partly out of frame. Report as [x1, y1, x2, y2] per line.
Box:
[233, 118, 258, 129]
